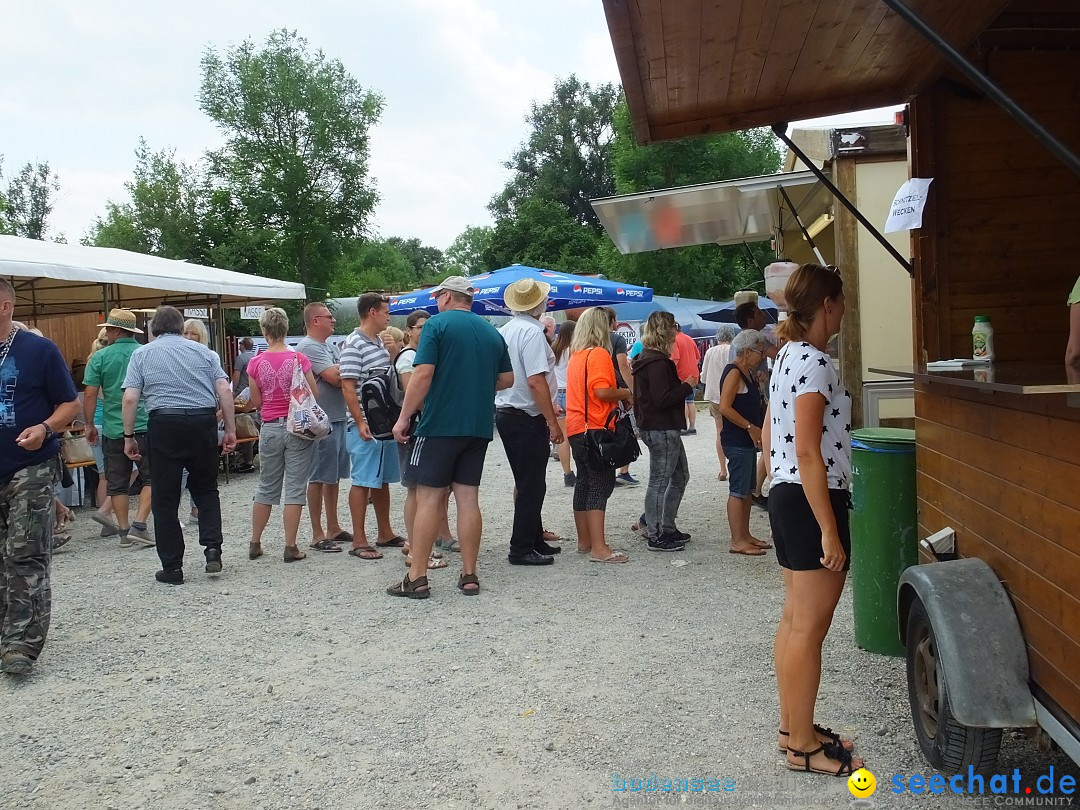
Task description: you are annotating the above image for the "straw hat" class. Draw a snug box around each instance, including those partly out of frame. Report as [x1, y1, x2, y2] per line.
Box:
[504, 278, 551, 312]
[102, 308, 143, 334]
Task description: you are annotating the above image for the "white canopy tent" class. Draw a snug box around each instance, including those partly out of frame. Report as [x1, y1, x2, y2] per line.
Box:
[0, 235, 307, 318]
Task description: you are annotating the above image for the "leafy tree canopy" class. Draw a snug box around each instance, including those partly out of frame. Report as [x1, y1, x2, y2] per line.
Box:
[1, 158, 60, 240]
[445, 225, 494, 276]
[489, 76, 618, 232]
[199, 28, 384, 298]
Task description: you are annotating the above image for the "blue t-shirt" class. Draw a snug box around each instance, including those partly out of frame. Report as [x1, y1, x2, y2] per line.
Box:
[629, 340, 644, 359]
[1, 330, 78, 481]
[413, 310, 512, 439]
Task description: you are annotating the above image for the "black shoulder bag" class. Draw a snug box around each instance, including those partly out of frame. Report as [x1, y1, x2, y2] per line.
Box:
[583, 348, 640, 470]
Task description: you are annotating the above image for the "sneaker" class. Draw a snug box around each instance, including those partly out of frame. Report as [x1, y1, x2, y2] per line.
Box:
[99, 524, 119, 538]
[614, 473, 640, 487]
[0, 651, 32, 675]
[126, 526, 156, 547]
[681, 427, 697, 436]
[669, 529, 692, 543]
[648, 537, 686, 552]
[564, 472, 576, 488]
[752, 494, 769, 511]
[119, 532, 133, 548]
[155, 569, 184, 585]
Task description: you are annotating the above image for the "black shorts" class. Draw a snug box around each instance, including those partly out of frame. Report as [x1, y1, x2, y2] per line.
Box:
[768, 483, 852, 571]
[406, 436, 490, 488]
[103, 435, 152, 496]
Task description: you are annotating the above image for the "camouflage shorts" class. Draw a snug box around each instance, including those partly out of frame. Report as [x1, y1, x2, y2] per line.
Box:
[0, 459, 57, 659]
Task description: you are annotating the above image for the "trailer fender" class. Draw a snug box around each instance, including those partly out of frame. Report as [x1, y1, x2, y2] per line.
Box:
[898, 557, 1037, 728]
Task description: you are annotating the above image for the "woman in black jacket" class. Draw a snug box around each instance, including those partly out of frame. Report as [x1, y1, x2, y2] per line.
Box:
[631, 312, 697, 552]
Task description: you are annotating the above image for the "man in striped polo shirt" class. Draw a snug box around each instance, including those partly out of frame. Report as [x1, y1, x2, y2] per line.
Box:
[122, 306, 236, 584]
[339, 292, 404, 561]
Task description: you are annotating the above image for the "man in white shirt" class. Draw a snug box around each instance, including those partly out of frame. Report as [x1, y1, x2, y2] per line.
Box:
[494, 279, 564, 566]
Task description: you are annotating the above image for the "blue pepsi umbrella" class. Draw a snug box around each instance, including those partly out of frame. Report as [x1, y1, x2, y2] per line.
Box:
[388, 264, 653, 315]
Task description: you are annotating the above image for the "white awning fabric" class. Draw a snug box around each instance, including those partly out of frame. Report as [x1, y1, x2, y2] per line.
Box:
[1, 236, 307, 317]
[591, 170, 828, 254]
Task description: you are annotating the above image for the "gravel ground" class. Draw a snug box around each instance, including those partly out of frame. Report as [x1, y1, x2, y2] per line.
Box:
[3, 412, 1077, 809]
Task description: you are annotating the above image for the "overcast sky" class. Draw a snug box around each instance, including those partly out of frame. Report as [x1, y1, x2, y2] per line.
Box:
[1, 1, 899, 252]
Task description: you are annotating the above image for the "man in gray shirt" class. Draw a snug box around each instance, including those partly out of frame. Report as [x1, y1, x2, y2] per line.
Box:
[122, 305, 236, 584]
[296, 303, 350, 553]
[232, 337, 255, 395]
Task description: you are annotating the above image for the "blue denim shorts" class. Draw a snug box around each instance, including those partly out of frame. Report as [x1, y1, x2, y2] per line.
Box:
[556, 388, 567, 411]
[723, 445, 757, 499]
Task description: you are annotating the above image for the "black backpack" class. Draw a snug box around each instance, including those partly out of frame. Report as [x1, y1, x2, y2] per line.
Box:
[359, 365, 405, 440]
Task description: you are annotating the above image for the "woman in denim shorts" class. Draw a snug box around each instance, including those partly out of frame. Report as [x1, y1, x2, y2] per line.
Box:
[716, 329, 770, 556]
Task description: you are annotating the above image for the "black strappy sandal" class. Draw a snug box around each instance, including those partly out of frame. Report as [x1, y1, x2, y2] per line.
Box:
[778, 724, 854, 752]
[785, 741, 855, 776]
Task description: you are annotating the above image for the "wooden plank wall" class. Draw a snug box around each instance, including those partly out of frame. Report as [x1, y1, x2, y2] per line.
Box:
[912, 51, 1080, 364]
[915, 384, 1080, 723]
[24, 312, 102, 373]
[911, 49, 1080, 723]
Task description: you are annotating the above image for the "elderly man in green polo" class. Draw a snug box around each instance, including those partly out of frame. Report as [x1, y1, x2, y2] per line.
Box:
[82, 309, 155, 547]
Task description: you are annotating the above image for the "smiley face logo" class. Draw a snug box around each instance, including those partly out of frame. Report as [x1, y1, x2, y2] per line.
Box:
[848, 767, 876, 798]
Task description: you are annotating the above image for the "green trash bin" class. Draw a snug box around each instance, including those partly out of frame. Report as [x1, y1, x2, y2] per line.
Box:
[850, 427, 918, 656]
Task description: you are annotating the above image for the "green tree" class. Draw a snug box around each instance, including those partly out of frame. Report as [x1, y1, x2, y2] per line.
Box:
[199, 28, 384, 298]
[385, 236, 446, 286]
[490, 76, 618, 232]
[2, 160, 60, 239]
[601, 100, 782, 298]
[483, 196, 601, 273]
[87, 140, 205, 258]
[329, 239, 415, 298]
[445, 225, 494, 275]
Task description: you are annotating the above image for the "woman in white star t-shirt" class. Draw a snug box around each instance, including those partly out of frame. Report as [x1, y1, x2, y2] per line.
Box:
[760, 263, 865, 778]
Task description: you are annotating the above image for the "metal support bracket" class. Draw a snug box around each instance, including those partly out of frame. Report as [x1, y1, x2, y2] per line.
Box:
[882, 0, 1080, 180]
[771, 123, 915, 277]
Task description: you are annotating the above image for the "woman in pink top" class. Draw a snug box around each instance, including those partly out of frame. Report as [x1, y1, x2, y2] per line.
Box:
[246, 308, 321, 562]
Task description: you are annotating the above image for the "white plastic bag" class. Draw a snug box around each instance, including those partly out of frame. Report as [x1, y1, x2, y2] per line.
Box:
[287, 356, 331, 441]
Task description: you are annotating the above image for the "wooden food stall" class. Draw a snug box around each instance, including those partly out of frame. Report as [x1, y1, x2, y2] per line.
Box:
[601, 0, 1080, 773]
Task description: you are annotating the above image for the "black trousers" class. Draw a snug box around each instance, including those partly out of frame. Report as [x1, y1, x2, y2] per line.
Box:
[495, 410, 550, 558]
[147, 412, 223, 571]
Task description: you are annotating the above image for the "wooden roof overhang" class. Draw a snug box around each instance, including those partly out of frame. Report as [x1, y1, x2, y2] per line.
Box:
[602, 0, 1077, 144]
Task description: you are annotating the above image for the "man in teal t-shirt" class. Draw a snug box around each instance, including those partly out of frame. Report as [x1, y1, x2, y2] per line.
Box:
[389, 276, 513, 600]
[82, 309, 154, 545]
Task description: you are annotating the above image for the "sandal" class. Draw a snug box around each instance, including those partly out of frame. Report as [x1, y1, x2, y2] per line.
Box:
[435, 537, 460, 553]
[785, 742, 856, 776]
[331, 530, 353, 543]
[590, 551, 630, 564]
[457, 572, 480, 596]
[283, 546, 307, 562]
[249, 542, 263, 560]
[348, 545, 383, 560]
[778, 725, 854, 753]
[376, 535, 407, 548]
[53, 533, 72, 550]
[405, 554, 448, 569]
[387, 573, 430, 599]
[310, 539, 343, 553]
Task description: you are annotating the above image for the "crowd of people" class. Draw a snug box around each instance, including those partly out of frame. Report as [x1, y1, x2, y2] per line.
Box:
[0, 266, 866, 777]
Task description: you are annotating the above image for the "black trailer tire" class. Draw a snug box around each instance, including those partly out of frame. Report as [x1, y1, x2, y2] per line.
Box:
[906, 595, 1002, 774]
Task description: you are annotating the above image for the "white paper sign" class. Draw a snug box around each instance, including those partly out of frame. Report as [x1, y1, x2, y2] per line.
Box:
[884, 178, 934, 233]
[184, 308, 209, 318]
[241, 306, 265, 320]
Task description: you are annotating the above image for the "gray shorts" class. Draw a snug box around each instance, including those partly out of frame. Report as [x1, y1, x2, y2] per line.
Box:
[253, 421, 316, 506]
[308, 421, 350, 484]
